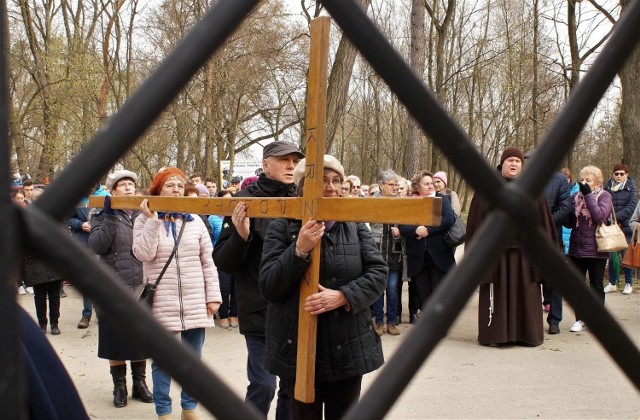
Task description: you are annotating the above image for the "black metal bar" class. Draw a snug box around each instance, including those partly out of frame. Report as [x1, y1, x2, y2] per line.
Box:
[22, 204, 263, 420]
[518, 0, 640, 198]
[35, 0, 262, 221]
[345, 212, 516, 420]
[523, 228, 640, 389]
[0, 0, 25, 417]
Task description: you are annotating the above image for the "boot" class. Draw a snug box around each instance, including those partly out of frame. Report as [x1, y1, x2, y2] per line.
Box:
[181, 409, 200, 420]
[131, 361, 153, 403]
[50, 323, 61, 335]
[110, 364, 128, 408]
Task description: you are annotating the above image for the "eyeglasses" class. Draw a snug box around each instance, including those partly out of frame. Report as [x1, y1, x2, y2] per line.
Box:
[614, 172, 626, 176]
[385, 183, 399, 187]
[324, 178, 343, 188]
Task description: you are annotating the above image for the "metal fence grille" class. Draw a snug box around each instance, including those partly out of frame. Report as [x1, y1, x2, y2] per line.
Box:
[1, 1, 639, 418]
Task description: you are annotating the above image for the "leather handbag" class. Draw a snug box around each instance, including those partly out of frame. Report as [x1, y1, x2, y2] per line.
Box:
[595, 209, 627, 253]
[137, 219, 187, 307]
[443, 215, 466, 248]
[622, 225, 640, 269]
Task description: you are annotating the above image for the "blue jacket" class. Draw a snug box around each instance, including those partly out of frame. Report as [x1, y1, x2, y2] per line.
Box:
[562, 183, 580, 253]
[544, 172, 572, 246]
[604, 176, 638, 236]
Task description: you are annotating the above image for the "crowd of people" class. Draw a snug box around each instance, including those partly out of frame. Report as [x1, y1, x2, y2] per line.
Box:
[10, 142, 638, 419]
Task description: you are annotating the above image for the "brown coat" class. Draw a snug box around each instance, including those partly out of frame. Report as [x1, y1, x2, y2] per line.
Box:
[466, 184, 556, 346]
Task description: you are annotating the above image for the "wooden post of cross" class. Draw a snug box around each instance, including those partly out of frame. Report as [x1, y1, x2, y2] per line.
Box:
[89, 16, 443, 405]
[293, 15, 330, 404]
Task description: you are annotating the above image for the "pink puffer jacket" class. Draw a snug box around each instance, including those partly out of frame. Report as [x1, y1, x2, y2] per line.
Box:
[133, 214, 221, 332]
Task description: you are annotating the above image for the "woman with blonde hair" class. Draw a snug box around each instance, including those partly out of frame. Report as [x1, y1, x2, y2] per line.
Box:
[565, 165, 613, 332]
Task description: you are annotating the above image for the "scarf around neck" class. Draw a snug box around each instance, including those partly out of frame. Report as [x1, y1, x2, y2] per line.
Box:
[610, 179, 626, 192]
[574, 187, 602, 227]
[158, 212, 194, 243]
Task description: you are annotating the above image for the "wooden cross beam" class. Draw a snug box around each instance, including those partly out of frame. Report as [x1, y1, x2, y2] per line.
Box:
[89, 16, 442, 404]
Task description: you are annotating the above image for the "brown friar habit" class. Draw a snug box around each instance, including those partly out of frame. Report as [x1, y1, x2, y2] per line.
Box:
[466, 180, 557, 346]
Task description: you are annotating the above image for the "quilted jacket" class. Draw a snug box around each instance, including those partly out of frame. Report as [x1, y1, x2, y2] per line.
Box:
[133, 214, 221, 332]
[259, 219, 387, 383]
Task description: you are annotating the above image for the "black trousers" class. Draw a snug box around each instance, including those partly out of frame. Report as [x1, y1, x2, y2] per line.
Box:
[33, 280, 62, 326]
[286, 376, 362, 420]
[568, 256, 606, 320]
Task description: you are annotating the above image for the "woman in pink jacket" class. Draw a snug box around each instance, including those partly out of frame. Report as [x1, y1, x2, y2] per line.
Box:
[133, 167, 221, 420]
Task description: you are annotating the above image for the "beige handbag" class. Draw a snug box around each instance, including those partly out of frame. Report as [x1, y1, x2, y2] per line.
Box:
[595, 209, 627, 253]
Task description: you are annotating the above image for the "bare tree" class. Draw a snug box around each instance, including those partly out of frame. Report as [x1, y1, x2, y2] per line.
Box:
[618, 0, 640, 177]
[404, 0, 426, 177]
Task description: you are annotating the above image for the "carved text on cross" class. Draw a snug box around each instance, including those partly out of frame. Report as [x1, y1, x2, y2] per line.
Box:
[89, 16, 442, 404]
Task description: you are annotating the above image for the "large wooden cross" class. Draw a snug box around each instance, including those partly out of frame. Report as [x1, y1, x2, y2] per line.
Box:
[90, 17, 441, 403]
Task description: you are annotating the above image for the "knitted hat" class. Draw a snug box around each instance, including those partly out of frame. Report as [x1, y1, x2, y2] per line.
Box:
[499, 147, 524, 167]
[433, 171, 448, 187]
[106, 169, 138, 190]
[613, 163, 629, 174]
[293, 155, 345, 185]
[148, 167, 187, 195]
[194, 183, 209, 196]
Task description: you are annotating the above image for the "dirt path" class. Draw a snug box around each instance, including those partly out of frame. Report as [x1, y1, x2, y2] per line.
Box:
[19, 281, 639, 419]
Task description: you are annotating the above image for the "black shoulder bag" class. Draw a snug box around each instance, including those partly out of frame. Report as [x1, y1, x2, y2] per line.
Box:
[138, 219, 187, 307]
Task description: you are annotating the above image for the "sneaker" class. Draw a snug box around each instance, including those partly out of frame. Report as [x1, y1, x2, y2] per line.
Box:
[548, 324, 560, 335]
[543, 304, 551, 313]
[77, 315, 91, 329]
[570, 320, 585, 332]
[623, 283, 633, 294]
[18, 286, 26, 295]
[26, 287, 34, 294]
[374, 324, 384, 336]
[218, 318, 230, 329]
[603, 283, 617, 294]
[387, 324, 401, 336]
[229, 317, 239, 328]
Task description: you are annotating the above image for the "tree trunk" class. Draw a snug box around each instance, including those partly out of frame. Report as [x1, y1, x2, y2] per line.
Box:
[325, 0, 372, 152]
[619, 0, 640, 178]
[404, 0, 426, 177]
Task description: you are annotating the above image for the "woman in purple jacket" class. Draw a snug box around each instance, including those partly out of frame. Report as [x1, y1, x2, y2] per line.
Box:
[566, 166, 613, 333]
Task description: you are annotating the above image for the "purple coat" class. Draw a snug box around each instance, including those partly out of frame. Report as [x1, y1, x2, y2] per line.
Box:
[567, 190, 613, 259]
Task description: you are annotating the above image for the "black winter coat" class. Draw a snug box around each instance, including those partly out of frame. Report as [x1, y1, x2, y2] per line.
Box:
[259, 219, 387, 383]
[23, 255, 64, 287]
[88, 209, 143, 290]
[605, 176, 638, 236]
[399, 193, 456, 277]
[213, 174, 298, 337]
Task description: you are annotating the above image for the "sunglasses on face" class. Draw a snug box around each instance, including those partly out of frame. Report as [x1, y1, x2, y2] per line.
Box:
[614, 172, 626, 176]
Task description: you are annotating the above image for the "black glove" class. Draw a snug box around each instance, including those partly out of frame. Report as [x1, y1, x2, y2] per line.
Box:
[579, 182, 592, 196]
[104, 195, 116, 215]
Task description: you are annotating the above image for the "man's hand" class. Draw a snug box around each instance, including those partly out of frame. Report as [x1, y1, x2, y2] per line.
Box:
[231, 202, 250, 241]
